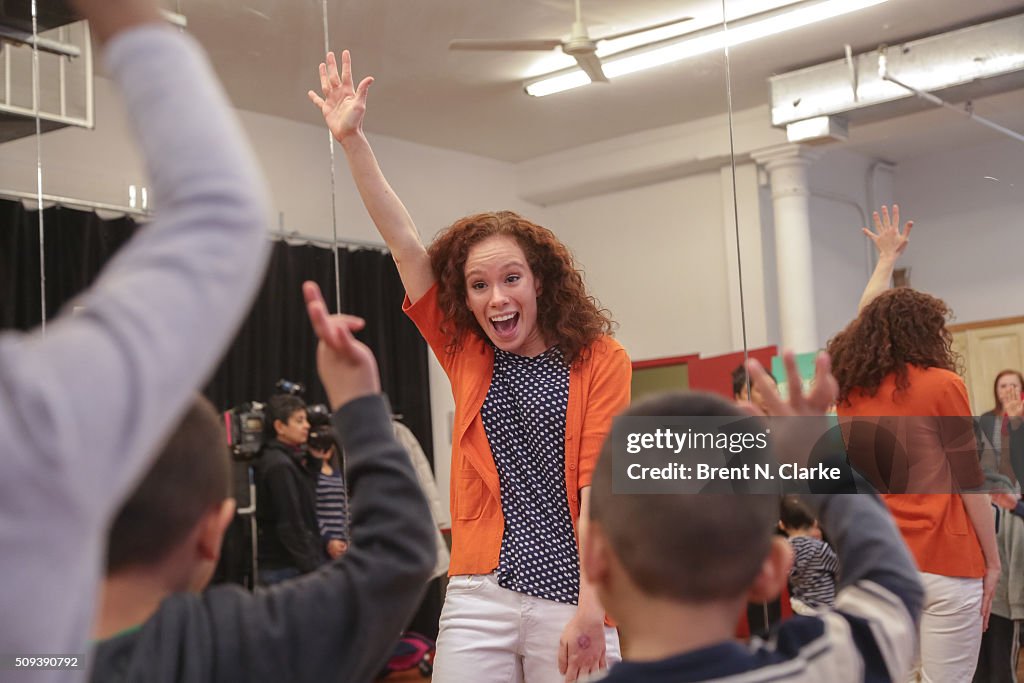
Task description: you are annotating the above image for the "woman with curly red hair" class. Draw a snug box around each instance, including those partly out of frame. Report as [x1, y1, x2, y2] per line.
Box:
[309, 51, 629, 683]
[828, 205, 998, 683]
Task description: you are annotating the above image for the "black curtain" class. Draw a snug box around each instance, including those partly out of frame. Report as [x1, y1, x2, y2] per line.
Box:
[0, 201, 136, 329]
[0, 199, 434, 464]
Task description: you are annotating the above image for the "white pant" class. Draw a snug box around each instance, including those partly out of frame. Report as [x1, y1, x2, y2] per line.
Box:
[910, 572, 983, 683]
[433, 573, 621, 683]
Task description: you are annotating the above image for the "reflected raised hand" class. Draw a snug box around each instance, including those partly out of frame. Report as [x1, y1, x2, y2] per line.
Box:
[862, 204, 913, 263]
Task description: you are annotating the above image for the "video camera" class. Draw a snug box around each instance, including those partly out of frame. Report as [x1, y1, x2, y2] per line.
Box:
[224, 378, 331, 459]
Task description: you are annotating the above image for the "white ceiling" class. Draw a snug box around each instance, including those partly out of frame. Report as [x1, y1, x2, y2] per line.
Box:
[179, 0, 1024, 162]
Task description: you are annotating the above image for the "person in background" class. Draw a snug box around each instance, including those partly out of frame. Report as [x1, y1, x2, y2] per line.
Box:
[254, 394, 325, 583]
[978, 370, 1024, 486]
[306, 409, 351, 560]
[732, 363, 776, 415]
[778, 495, 838, 614]
[0, 0, 270, 677]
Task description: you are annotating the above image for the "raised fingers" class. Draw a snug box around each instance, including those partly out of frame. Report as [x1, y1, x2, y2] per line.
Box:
[780, 351, 804, 406]
[807, 352, 837, 412]
[356, 76, 374, 102]
[747, 358, 785, 415]
[303, 281, 336, 346]
[337, 49, 350, 89]
[872, 210, 883, 234]
[319, 61, 327, 93]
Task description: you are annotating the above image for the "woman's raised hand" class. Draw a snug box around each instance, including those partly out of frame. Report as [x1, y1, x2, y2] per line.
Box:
[308, 50, 374, 144]
[862, 204, 913, 263]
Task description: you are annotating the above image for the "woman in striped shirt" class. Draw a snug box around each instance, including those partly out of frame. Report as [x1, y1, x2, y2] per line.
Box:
[308, 433, 351, 559]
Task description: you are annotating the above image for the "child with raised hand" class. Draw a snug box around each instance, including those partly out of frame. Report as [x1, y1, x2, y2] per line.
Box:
[584, 352, 923, 682]
[89, 282, 435, 683]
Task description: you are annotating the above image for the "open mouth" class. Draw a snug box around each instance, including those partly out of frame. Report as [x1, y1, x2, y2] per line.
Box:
[490, 312, 520, 339]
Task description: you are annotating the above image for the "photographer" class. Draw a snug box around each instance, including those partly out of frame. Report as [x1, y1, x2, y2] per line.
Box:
[254, 395, 326, 583]
[306, 406, 351, 559]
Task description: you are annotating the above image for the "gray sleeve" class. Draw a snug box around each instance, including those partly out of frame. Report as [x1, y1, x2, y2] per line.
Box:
[0, 25, 269, 678]
[804, 494, 924, 623]
[0, 24, 270, 505]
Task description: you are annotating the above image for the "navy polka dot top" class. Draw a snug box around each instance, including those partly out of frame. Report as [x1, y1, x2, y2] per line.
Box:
[481, 346, 580, 605]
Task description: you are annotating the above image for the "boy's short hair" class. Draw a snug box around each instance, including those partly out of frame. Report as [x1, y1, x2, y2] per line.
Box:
[779, 495, 817, 531]
[106, 396, 230, 573]
[266, 394, 307, 437]
[590, 391, 779, 602]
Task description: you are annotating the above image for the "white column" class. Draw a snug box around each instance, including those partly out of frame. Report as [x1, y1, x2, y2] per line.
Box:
[750, 144, 821, 354]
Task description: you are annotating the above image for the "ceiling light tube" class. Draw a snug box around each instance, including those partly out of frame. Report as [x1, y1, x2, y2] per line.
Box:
[525, 70, 591, 97]
[524, 0, 890, 97]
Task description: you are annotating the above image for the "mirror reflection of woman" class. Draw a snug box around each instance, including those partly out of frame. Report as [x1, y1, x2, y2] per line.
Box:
[309, 51, 629, 683]
[829, 205, 998, 683]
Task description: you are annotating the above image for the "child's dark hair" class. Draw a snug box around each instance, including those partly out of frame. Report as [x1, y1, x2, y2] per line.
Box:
[106, 396, 230, 572]
[779, 495, 817, 532]
[590, 391, 778, 602]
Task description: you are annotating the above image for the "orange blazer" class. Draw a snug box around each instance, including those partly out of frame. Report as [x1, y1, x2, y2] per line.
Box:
[405, 284, 631, 576]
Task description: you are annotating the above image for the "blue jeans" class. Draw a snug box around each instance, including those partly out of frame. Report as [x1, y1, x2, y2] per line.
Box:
[259, 566, 300, 586]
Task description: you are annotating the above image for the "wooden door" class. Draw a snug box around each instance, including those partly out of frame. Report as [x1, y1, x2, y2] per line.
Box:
[950, 317, 1024, 415]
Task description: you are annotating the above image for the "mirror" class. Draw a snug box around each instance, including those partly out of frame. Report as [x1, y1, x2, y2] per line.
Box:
[721, 0, 1024, 413]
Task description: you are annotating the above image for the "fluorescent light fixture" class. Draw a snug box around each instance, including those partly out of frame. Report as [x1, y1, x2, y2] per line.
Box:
[525, 70, 591, 97]
[524, 0, 890, 97]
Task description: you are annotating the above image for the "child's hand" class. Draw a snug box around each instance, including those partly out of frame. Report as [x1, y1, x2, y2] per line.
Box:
[747, 351, 837, 472]
[327, 539, 349, 559]
[303, 281, 381, 410]
[747, 351, 837, 418]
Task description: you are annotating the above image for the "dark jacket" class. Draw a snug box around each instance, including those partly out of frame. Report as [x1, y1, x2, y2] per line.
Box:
[254, 438, 324, 573]
[90, 394, 436, 683]
[978, 410, 1024, 487]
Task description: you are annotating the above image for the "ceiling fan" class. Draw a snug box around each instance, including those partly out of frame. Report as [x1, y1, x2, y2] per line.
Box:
[449, 0, 693, 83]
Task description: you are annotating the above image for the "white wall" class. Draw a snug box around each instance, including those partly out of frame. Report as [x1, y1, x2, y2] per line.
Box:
[806, 148, 895, 347]
[546, 171, 737, 364]
[895, 138, 1024, 325]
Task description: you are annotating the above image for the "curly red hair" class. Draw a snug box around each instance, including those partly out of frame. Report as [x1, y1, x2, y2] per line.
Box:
[427, 211, 614, 364]
[826, 287, 961, 405]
